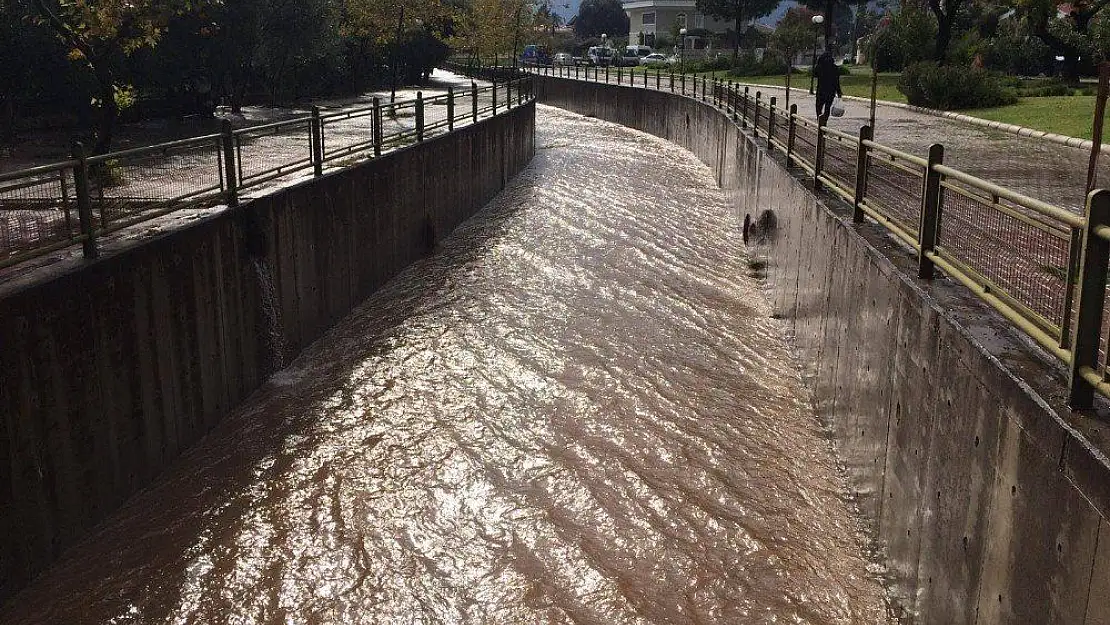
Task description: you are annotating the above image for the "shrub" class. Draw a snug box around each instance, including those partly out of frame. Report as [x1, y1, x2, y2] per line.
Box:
[898, 61, 1017, 110]
[1017, 80, 1073, 97]
[727, 51, 790, 77]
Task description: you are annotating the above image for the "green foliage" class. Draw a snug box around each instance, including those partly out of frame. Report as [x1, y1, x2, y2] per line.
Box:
[695, 0, 781, 42]
[574, 0, 628, 38]
[871, 2, 936, 71]
[898, 61, 1017, 109]
[727, 51, 790, 76]
[772, 6, 818, 57]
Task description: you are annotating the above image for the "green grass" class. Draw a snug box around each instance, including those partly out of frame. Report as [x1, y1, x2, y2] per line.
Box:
[958, 96, 1101, 140]
[628, 66, 1103, 140]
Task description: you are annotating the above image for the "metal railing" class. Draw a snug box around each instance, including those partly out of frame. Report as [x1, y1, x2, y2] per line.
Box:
[531, 65, 1110, 409]
[0, 77, 532, 271]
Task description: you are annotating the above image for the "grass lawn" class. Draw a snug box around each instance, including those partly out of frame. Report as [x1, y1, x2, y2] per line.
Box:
[627, 66, 1103, 140]
[961, 96, 1101, 140]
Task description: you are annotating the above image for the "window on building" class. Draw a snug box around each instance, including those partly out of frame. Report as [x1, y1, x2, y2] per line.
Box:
[645, 33, 656, 47]
[642, 11, 655, 26]
[676, 13, 687, 29]
[694, 13, 705, 29]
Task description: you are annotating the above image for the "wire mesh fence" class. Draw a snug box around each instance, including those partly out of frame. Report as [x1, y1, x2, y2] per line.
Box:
[1, 77, 531, 270]
[860, 146, 926, 241]
[89, 136, 226, 233]
[821, 129, 858, 200]
[793, 117, 819, 174]
[0, 163, 82, 268]
[935, 178, 1076, 336]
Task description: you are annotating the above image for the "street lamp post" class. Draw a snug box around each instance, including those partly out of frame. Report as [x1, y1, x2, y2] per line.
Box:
[679, 27, 688, 74]
[808, 14, 825, 95]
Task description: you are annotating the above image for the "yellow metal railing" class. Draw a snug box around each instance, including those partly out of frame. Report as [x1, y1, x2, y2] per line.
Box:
[528, 64, 1110, 409]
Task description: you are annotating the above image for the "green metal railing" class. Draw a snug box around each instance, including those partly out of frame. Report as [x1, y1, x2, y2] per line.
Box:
[0, 78, 532, 271]
[532, 65, 1110, 410]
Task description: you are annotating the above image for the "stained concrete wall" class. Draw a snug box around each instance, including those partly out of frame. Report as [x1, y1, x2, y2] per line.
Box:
[0, 102, 536, 602]
[535, 77, 1110, 624]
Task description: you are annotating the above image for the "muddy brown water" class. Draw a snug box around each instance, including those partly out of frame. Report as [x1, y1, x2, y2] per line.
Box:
[0, 106, 892, 624]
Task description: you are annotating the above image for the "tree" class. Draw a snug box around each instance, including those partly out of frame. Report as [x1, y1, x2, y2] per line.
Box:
[21, 0, 214, 154]
[574, 0, 629, 39]
[928, 0, 971, 62]
[1017, 0, 1110, 81]
[773, 6, 819, 63]
[697, 0, 783, 57]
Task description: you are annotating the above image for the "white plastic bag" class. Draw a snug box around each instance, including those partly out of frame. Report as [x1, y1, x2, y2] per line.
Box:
[830, 98, 845, 118]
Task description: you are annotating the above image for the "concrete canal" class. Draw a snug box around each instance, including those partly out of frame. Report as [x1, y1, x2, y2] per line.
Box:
[0, 105, 891, 623]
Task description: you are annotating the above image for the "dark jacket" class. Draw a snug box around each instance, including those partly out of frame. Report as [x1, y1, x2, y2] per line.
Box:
[815, 55, 843, 100]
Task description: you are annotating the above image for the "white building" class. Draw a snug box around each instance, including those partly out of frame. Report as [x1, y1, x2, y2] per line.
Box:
[621, 1, 732, 50]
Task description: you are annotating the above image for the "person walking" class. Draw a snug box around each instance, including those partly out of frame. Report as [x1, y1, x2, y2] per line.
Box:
[814, 52, 842, 122]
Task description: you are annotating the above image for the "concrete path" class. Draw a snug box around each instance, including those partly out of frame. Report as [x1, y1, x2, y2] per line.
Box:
[741, 83, 1105, 213]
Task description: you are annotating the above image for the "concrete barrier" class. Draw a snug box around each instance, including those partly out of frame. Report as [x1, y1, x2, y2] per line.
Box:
[0, 101, 536, 602]
[534, 76, 1110, 624]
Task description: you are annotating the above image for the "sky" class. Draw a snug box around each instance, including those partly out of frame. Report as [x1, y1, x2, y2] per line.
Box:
[556, 0, 580, 19]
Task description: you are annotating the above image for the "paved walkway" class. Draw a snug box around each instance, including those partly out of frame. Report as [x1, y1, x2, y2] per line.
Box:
[741, 83, 1104, 213]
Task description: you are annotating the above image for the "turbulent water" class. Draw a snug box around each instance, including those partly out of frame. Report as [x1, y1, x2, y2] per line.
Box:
[0, 105, 890, 625]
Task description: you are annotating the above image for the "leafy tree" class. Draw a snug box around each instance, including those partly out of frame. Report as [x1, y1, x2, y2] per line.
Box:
[574, 0, 629, 39]
[871, 2, 937, 70]
[21, 0, 214, 154]
[928, 0, 971, 62]
[773, 6, 819, 63]
[696, 0, 782, 57]
[1016, 0, 1110, 81]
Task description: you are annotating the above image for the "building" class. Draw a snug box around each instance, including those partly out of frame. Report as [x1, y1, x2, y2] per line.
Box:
[621, 1, 732, 50]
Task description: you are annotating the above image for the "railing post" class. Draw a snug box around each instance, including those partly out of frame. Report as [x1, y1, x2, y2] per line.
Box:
[680, 72, 685, 95]
[472, 82, 479, 123]
[506, 80, 513, 109]
[617, 66, 622, 85]
[311, 106, 324, 176]
[493, 81, 498, 113]
[606, 65, 610, 83]
[416, 92, 425, 141]
[1069, 190, 1110, 408]
[670, 70, 675, 92]
[447, 87, 455, 132]
[743, 87, 750, 128]
[814, 116, 827, 191]
[754, 92, 762, 137]
[373, 97, 383, 157]
[656, 67, 661, 90]
[918, 144, 945, 278]
[787, 104, 798, 168]
[853, 125, 873, 223]
[768, 96, 777, 150]
[71, 142, 99, 259]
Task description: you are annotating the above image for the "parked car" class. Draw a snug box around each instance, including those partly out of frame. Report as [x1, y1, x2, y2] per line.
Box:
[641, 53, 675, 66]
[553, 52, 574, 66]
[587, 46, 617, 67]
[520, 45, 551, 67]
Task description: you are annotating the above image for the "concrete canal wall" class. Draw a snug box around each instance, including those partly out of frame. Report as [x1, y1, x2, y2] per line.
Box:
[0, 102, 536, 602]
[534, 77, 1110, 624]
